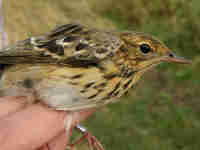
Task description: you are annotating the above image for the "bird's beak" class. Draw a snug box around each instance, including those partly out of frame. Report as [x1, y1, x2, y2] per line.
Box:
[162, 52, 192, 64]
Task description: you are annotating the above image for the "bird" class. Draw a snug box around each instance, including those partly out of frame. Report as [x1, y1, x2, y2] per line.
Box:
[0, 23, 191, 150]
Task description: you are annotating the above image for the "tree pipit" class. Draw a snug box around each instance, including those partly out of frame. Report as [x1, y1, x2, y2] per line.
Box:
[0, 23, 191, 150]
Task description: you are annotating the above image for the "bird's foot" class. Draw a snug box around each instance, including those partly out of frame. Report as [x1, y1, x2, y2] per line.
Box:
[68, 125, 104, 150]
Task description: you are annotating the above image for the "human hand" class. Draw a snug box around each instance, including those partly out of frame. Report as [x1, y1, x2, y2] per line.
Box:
[0, 96, 95, 150]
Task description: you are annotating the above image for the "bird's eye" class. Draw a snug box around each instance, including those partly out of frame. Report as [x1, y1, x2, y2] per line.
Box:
[139, 44, 152, 54]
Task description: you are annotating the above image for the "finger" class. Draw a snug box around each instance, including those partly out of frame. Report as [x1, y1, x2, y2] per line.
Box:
[0, 103, 96, 150]
[41, 109, 97, 150]
[37, 131, 68, 150]
[0, 104, 67, 150]
[0, 96, 27, 118]
[37, 144, 49, 150]
[46, 131, 68, 150]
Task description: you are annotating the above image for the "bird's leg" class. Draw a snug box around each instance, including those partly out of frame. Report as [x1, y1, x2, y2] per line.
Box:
[64, 113, 74, 142]
[68, 124, 104, 150]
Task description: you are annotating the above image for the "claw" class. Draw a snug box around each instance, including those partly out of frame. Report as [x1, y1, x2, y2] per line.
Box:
[68, 125, 104, 150]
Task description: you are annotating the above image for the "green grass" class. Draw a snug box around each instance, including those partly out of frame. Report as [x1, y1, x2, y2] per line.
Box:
[5, 0, 200, 150]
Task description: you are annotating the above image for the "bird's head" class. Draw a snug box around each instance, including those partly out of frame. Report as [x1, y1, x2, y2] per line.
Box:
[119, 32, 191, 72]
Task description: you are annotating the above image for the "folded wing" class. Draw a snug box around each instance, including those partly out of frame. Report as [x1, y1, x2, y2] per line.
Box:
[0, 23, 122, 67]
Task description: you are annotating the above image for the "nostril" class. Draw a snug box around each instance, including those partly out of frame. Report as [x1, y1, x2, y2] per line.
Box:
[169, 53, 174, 58]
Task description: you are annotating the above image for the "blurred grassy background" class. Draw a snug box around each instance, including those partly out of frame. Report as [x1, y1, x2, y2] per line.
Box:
[4, 0, 200, 150]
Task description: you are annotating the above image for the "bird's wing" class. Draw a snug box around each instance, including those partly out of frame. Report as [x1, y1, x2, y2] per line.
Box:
[0, 23, 122, 66]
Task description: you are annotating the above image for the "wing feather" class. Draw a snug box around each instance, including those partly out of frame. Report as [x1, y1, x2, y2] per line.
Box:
[0, 23, 122, 66]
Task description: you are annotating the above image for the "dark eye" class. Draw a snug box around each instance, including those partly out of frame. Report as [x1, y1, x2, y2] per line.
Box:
[139, 44, 152, 54]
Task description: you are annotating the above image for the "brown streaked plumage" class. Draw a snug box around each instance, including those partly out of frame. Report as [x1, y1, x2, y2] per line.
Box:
[0, 23, 191, 150]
